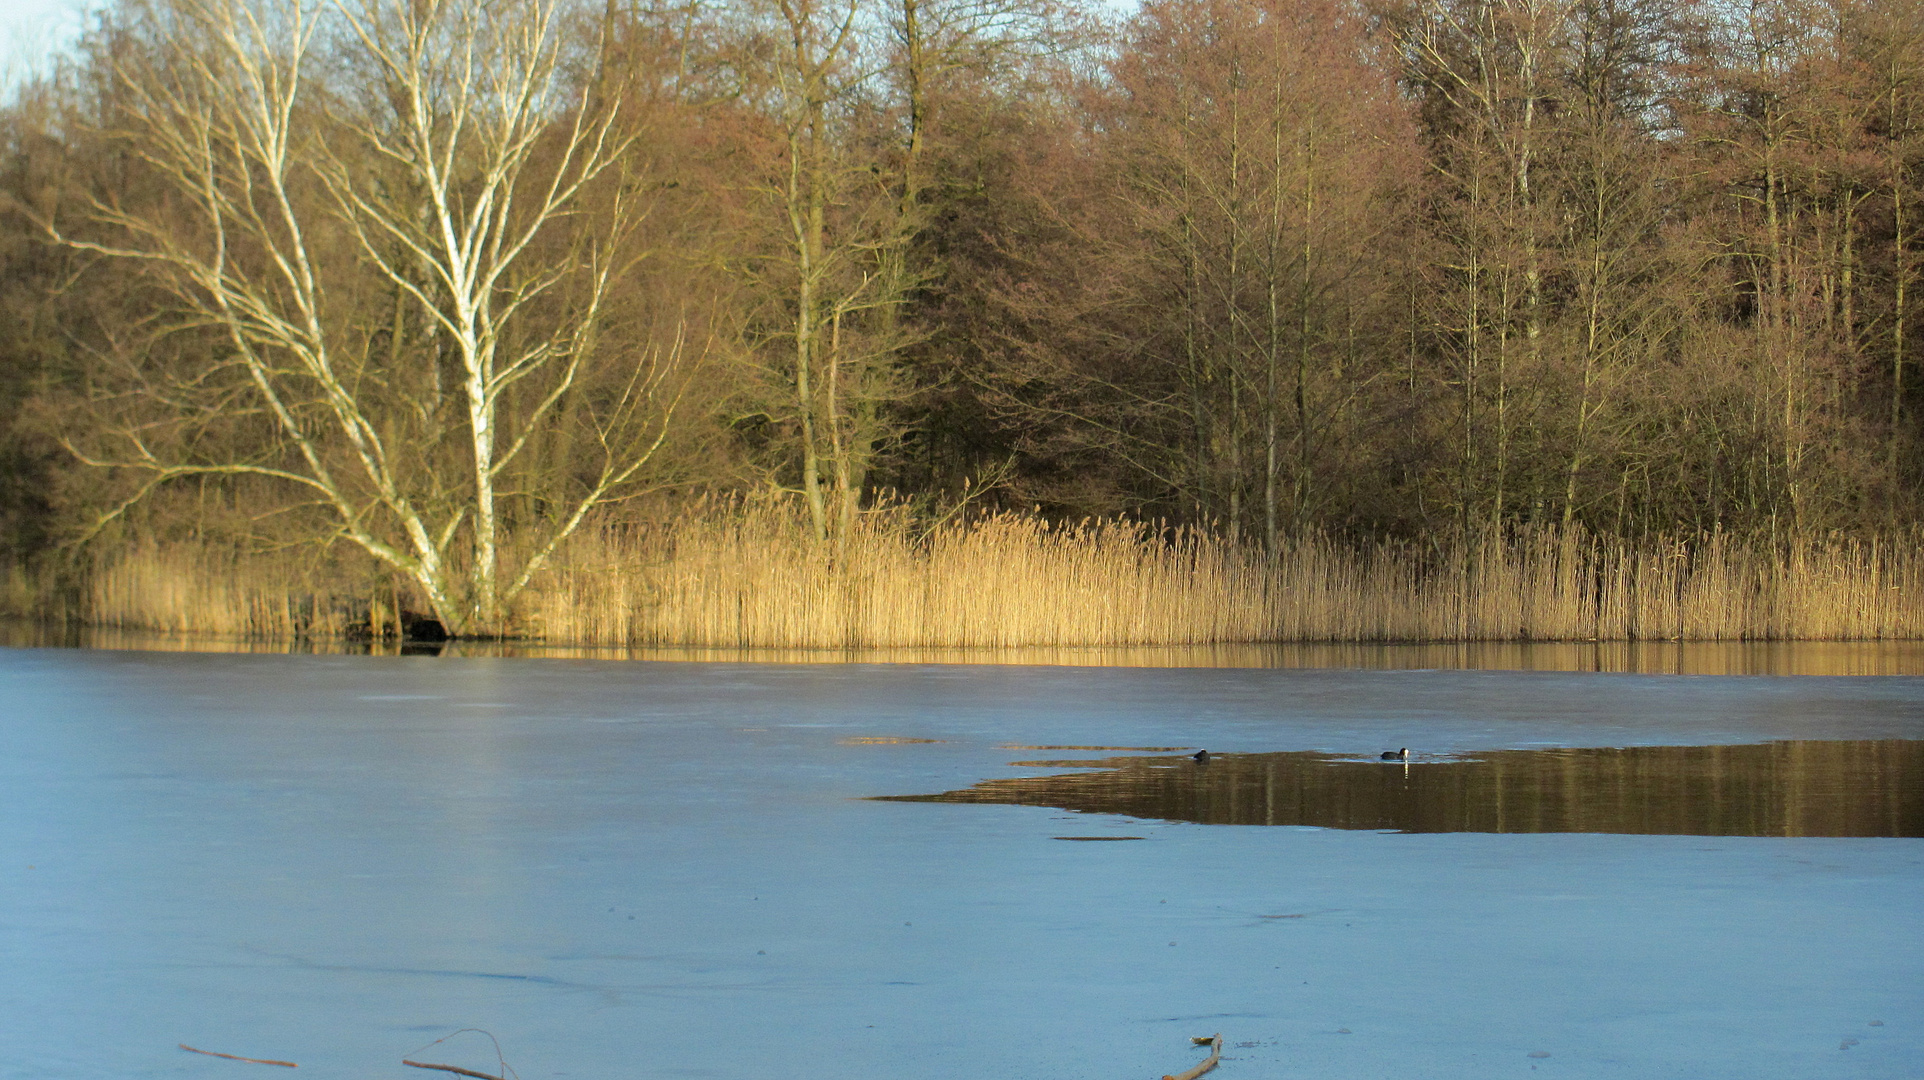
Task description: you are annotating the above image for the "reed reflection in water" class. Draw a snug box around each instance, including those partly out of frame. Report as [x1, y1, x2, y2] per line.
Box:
[879, 741, 1924, 836]
[12, 620, 1924, 673]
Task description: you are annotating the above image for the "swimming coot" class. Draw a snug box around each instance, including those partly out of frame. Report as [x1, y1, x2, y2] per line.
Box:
[1380, 747, 1409, 761]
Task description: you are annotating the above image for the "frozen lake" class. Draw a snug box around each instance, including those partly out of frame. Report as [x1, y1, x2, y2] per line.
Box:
[2, 646, 1920, 1079]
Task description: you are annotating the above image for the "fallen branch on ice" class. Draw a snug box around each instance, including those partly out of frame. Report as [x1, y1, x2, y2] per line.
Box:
[401, 1027, 517, 1080]
[402, 1061, 503, 1080]
[1162, 1033, 1221, 1080]
[178, 1044, 297, 1067]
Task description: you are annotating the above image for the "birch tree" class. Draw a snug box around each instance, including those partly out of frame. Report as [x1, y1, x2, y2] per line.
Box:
[51, 0, 690, 636]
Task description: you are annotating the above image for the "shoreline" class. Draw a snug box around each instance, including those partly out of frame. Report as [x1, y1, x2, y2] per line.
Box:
[10, 620, 1924, 674]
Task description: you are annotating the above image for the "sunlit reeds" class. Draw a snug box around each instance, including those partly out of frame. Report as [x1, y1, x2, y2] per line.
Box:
[529, 508, 1277, 648]
[85, 543, 372, 640]
[527, 506, 1924, 647]
[70, 504, 1924, 647]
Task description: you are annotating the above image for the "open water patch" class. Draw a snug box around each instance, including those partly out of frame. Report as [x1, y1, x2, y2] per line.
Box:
[876, 740, 1924, 836]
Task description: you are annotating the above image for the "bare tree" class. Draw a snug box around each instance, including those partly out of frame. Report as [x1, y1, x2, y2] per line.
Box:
[1103, 0, 1415, 543]
[1845, 0, 1924, 498]
[1401, 0, 1579, 530]
[731, 0, 1056, 547]
[50, 0, 693, 635]
[742, 0, 898, 547]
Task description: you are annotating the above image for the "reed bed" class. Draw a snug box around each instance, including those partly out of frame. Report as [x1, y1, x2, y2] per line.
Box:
[73, 505, 1924, 646]
[526, 505, 1924, 647]
[86, 543, 378, 639]
[531, 511, 1278, 648]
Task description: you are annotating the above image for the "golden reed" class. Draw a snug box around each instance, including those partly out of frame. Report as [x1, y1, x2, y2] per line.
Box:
[74, 506, 1924, 646]
[82, 543, 372, 639]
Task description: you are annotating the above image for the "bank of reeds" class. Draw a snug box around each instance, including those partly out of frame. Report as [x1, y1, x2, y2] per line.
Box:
[73, 504, 1924, 646]
[86, 542, 384, 639]
[528, 506, 1924, 646]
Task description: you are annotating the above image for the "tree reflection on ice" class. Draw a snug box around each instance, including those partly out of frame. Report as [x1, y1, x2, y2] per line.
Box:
[877, 740, 1924, 836]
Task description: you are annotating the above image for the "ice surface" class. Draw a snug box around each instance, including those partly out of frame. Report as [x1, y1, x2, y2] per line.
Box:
[1, 648, 1919, 1078]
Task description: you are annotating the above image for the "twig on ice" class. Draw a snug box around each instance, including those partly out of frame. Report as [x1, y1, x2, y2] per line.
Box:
[402, 1061, 504, 1080]
[401, 1027, 517, 1080]
[1162, 1033, 1222, 1080]
[178, 1044, 297, 1067]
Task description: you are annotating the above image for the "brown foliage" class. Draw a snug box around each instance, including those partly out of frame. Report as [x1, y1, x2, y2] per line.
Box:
[1, 0, 1923, 641]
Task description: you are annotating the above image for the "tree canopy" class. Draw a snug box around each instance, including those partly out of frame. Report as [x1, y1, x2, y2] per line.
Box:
[3, 0, 1922, 631]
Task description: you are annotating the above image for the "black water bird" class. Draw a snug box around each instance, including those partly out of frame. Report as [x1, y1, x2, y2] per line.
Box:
[1192, 749, 1210, 762]
[1380, 747, 1409, 761]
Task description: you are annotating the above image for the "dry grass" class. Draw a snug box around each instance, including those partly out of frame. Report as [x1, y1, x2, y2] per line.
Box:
[69, 504, 1924, 647]
[85, 543, 377, 640]
[524, 505, 1924, 647]
[527, 509, 1281, 648]
[0, 562, 53, 620]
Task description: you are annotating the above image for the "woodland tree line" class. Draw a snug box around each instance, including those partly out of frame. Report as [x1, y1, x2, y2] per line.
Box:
[0, 0, 1920, 635]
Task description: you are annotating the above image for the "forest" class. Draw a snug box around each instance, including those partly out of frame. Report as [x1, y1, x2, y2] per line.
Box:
[0, 0, 1922, 645]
